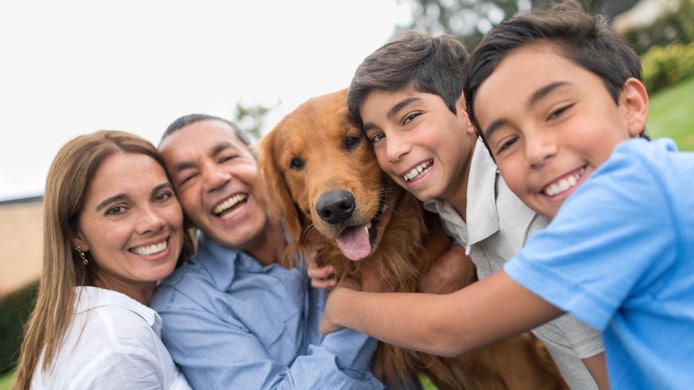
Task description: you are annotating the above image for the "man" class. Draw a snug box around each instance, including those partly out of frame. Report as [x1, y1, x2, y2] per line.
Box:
[150, 114, 383, 389]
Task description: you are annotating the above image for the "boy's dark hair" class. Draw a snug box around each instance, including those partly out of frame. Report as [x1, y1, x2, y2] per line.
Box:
[347, 30, 469, 127]
[160, 113, 254, 147]
[463, 0, 645, 137]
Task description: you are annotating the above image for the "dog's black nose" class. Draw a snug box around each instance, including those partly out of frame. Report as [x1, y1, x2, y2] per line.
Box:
[316, 190, 355, 225]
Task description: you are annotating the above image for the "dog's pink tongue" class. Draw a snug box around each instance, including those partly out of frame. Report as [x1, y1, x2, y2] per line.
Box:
[335, 226, 371, 261]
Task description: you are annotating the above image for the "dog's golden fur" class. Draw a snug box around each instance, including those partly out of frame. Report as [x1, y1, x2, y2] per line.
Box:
[257, 89, 568, 389]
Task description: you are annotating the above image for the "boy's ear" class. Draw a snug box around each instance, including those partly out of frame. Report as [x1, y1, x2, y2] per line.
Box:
[621, 78, 649, 139]
[456, 92, 476, 135]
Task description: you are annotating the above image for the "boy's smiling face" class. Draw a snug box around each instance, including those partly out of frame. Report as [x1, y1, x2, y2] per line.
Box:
[474, 43, 648, 218]
[360, 87, 477, 205]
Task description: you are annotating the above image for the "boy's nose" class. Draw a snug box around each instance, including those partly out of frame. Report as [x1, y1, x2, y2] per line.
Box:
[387, 138, 410, 164]
[525, 130, 557, 169]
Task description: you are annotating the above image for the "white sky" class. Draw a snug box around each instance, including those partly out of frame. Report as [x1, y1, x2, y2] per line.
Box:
[0, 1, 410, 201]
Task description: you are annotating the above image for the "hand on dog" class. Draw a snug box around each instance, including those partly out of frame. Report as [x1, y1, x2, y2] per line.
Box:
[418, 244, 478, 294]
[306, 248, 337, 289]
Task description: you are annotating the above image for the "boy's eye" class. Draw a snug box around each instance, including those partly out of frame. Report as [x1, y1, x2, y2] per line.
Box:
[368, 132, 385, 144]
[402, 112, 420, 125]
[495, 135, 519, 156]
[547, 104, 572, 121]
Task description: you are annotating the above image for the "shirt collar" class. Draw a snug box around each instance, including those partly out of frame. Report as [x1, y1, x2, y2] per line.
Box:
[75, 285, 161, 332]
[194, 233, 246, 290]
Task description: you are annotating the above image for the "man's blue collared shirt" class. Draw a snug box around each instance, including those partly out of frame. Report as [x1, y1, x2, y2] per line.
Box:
[151, 234, 383, 389]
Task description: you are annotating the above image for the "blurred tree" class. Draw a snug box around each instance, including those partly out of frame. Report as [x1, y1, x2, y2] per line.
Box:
[396, 0, 640, 49]
[233, 102, 277, 141]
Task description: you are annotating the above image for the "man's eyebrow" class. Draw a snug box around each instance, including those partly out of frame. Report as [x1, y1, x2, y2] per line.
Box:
[482, 81, 568, 140]
[170, 141, 237, 173]
[211, 141, 235, 156]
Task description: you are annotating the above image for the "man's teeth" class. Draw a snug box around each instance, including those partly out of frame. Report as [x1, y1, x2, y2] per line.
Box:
[214, 194, 246, 214]
[402, 161, 431, 182]
[132, 241, 167, 256]
[544, 168, 585, 196]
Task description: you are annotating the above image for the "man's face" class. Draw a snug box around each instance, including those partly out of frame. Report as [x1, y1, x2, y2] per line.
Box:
[474, 43, 647, 218]
[159, 120, 271, 250]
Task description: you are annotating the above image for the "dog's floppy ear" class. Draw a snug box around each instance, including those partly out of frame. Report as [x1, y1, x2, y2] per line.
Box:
[256, 125, 303, 242]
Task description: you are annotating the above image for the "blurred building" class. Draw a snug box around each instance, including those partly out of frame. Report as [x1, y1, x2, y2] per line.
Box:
[0, 197, 43, 297]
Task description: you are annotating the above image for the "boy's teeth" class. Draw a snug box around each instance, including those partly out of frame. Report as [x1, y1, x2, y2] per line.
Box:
[403, 161, 431, 182]
[544, 168, 585, 196]
[132, 240, 167, 256]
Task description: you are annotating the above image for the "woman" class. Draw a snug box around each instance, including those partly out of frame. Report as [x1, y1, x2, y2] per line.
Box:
[12, 130, 193, 389]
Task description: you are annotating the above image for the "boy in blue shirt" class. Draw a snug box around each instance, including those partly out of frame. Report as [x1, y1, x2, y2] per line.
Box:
[320, 2, 694, 389]
[312, 28, 606, 388]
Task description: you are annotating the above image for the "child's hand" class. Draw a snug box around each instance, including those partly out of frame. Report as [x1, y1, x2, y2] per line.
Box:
[320, 277, 361, 334]
[418, 244, 477, 294]
[306, 247, 336, 289]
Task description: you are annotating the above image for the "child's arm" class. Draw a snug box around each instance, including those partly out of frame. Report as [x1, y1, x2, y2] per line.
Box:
[321, 269, 563, 357]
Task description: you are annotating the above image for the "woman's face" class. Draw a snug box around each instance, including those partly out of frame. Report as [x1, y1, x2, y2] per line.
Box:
[74, 152, 184, 304]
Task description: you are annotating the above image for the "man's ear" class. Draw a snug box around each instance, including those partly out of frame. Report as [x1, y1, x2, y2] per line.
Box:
[620, 78, 649, 139]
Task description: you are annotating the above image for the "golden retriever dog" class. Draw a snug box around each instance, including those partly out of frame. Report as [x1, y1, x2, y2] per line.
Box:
[257, 89, 567, 390]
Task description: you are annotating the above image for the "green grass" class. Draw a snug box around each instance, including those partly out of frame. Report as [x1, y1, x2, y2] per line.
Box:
[0, 370, 14, 390]
[647, 76, 694, 151]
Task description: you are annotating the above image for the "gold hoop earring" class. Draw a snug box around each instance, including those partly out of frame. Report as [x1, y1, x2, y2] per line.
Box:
[74, 245, 88, 265]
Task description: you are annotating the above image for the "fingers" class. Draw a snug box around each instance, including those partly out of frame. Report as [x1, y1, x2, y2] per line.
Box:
[306, 248, 336, 289]
[312, 271, 337, 289]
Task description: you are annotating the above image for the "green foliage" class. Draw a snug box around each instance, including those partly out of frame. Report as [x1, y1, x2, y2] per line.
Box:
[647, 75, 694, 151]
[398, 0, 637, 51]
[0, 282, 38, 374]
[0, 370, 14, 390]
[641, 42, 694, 93]
[622, 0, 694, 55]
[234, 101, 278, 141]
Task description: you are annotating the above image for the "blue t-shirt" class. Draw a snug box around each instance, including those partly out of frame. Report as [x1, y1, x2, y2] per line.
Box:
[150, 234, 383, 389]
[506, 138, 694, 389]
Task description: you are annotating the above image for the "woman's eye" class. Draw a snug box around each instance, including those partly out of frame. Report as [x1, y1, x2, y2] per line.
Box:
[154, 191, 174, 203]
[106, 205, 126, 216]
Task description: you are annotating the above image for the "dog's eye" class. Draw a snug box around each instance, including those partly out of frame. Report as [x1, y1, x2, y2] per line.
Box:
[289, 157, 304, 170]
[343, 136, 361, 150]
